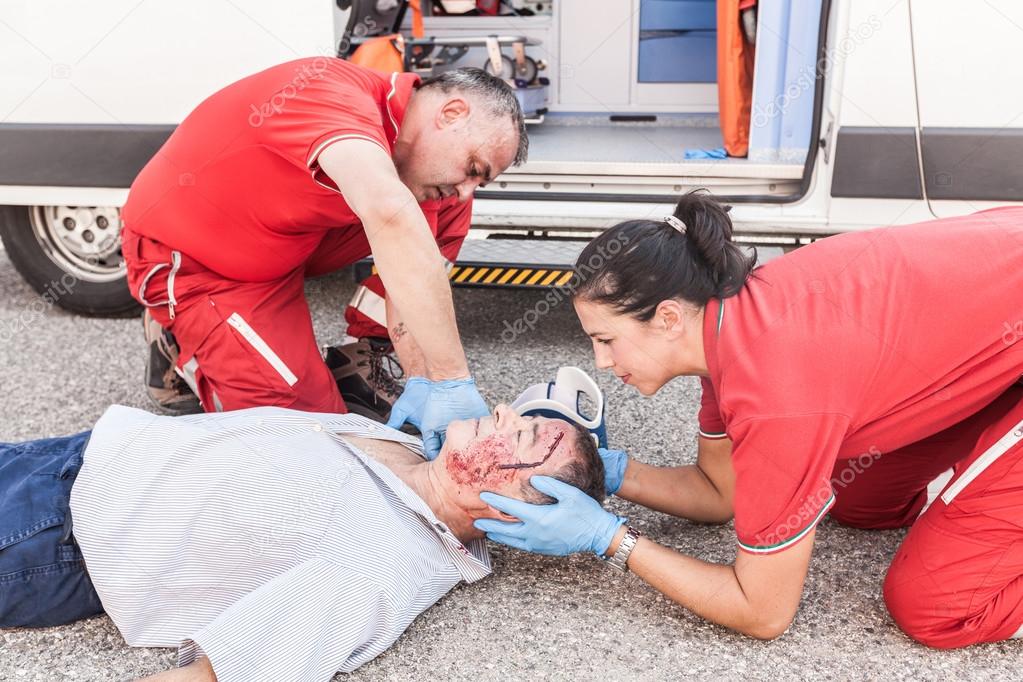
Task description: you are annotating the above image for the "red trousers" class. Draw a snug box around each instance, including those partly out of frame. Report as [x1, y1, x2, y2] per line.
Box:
[122, 213, 467, 413]
[830, 383, 1023, 648]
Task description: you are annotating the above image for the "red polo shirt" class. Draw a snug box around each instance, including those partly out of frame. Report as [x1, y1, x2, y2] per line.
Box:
[123, 58, 458, 282]
[700, 207, 1023, 554]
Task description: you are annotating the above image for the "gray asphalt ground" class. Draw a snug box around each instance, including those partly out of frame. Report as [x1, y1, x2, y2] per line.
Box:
[1, 245, 1020, 681]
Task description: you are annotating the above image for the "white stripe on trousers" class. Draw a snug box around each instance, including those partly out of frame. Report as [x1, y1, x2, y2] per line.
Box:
[226, 313, 298, 386]
[941, 417, 1023, 505]
[349, 285, 388, 328]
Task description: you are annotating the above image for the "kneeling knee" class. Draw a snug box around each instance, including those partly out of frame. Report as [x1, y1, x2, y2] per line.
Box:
[883, 563, 980, 649]
[883, 568, 941, 647]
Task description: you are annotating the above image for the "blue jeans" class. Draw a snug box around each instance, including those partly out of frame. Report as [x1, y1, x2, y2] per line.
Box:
[0, 431, 104, 628]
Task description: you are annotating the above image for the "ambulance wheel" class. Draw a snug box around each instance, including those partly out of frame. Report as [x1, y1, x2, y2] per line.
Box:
[0, 204, 140, 317]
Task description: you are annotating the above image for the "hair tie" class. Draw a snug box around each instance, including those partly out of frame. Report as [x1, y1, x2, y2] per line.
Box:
[664, 215, 687, 235]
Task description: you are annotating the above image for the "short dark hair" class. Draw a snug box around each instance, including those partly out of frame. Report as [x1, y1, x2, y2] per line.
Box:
[417, 67, 529, 166]
[572, 190, 759, 321]
[521, 423, 605, 505]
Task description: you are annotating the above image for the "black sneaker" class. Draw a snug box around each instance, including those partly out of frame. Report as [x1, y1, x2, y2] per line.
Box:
[143, 310, 202, 415]
[325, 337, 404, 424]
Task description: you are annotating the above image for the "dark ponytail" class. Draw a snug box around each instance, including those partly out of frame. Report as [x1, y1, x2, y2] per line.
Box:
[572, 190, 757, 321]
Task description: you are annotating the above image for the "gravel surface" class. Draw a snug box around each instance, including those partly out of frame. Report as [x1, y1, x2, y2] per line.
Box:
[1, 247, 1020, 681]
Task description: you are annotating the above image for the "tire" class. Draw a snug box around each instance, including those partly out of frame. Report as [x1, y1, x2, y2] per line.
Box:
[0, 204, 140, 317]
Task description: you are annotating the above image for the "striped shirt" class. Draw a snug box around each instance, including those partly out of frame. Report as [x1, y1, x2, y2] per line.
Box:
[69, 405, 491, 681]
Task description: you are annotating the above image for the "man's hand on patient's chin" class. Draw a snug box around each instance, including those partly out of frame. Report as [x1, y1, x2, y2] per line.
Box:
[137, 657, 216, 682]
[386, 376, 489, 459]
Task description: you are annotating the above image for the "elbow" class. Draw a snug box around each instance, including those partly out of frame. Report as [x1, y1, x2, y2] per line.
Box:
[736, 597, 797, 642]
[744, 620, 790, 641]
[740, 610, 795, 641]
[708, 510, 735, 525]
[704, 499, 734, 525]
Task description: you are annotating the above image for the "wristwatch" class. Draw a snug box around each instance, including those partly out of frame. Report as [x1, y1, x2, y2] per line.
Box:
[604, 525, 641, 572]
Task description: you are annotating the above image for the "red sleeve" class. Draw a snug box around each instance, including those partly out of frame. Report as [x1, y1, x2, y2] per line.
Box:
[433, 197, 473, 263]
[417, 196, 472, 264]
[698, 377, 728, 439]
[730, 413, 846, 555]
[254, 62, 390, 188]
[366, 197, 469, 314]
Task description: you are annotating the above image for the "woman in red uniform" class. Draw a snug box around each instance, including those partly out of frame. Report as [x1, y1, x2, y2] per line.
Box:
[476, 192, 1023, 648]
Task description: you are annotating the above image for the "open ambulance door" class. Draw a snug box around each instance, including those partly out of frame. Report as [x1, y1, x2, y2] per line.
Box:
[909, 1, 1023, 219]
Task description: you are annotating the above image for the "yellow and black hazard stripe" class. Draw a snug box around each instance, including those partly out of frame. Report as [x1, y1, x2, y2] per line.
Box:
[448, 265, 575, 288]
[364, 264, 576, 289]
[366, 263, 576, 288]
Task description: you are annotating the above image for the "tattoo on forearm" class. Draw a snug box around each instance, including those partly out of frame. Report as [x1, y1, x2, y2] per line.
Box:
[391, 322, 408, 342]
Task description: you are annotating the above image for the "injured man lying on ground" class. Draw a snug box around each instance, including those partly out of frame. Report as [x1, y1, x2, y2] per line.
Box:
[0, 403, 604, 681]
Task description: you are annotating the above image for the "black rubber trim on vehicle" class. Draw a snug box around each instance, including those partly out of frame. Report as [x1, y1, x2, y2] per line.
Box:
[477, 0, 832, 206]
[920, 127, 1023, 201]
[830, 127, 923, 199]
[609, 115, 657, 122]
[475, 190, 727, 203]
[0, 123, 174, 188]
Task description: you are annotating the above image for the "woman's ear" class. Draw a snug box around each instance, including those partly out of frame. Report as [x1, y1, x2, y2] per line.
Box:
[654, 299, 686, 335]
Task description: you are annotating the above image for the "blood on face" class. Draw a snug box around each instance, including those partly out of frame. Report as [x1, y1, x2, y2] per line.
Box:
[444, 424, 569, 489]
[445, 434, 518, 487]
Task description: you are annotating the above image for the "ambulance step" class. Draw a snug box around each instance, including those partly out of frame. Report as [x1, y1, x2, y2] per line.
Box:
[354, 238, 587, 289]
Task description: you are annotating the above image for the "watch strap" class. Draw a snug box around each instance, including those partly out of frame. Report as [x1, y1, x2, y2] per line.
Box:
[604, 525, 641, 572]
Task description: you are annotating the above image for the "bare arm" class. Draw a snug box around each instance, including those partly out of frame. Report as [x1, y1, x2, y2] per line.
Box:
[616, 437, 735, 523]
[137, 657, 215, 682]
[386, 295, 427, 377]
[605, 527, 814, 639]
[318, 140, 468, 380]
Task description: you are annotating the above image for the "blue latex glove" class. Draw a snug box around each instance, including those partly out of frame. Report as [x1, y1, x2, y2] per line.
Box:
[599, 447, 629, 495]
[474, 476, 626, 557]
[386, 376, 489, 460]
[684, 147, 728, 159]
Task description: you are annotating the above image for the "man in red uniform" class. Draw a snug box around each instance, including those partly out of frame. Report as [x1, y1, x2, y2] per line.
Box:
[122, 59, 526, 456]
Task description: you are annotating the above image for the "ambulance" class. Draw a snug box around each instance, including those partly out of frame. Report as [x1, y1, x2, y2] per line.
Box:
[0, 0, 1018, 315]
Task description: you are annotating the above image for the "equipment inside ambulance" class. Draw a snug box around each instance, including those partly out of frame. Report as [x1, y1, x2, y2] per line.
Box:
[339, 0, 550, 118]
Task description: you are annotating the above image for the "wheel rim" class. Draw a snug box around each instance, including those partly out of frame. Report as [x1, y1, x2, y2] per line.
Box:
[28, 205, 126, 283]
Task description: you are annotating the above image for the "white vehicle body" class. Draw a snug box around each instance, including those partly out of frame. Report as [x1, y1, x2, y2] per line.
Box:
[0, 0, 1020, 312]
